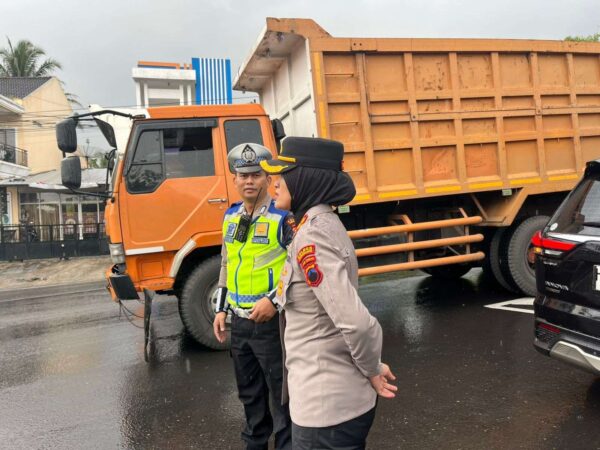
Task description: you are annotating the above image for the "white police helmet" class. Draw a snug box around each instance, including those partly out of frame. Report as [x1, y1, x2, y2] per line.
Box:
[228, 143, 273, 174]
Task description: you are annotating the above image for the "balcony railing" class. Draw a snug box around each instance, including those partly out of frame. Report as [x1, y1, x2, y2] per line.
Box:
[0, 144, 28, 167]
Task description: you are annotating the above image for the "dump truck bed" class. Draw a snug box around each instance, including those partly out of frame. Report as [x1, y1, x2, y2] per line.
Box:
[235, 18, 600, 205]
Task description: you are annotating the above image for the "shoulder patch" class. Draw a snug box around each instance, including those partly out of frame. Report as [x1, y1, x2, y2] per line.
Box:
[225, 201, 243, 215]
[285, 215, 296, 229]
[297, 245, 323, 287]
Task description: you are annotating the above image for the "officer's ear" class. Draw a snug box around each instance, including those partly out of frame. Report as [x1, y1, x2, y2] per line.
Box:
[265, 174, 272, 186]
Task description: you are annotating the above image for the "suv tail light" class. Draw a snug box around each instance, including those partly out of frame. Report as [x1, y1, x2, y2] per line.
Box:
[531, 231, 577, 257]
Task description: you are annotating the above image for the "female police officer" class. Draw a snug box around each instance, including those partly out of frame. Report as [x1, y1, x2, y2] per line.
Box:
[260, 137, 396, 450]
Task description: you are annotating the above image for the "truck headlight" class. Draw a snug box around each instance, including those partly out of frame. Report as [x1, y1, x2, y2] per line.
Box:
[109, 243, 125, 264]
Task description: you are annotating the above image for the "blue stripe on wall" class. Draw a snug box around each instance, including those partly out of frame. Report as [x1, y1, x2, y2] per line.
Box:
[225, 59, 232, 104]
[192, 57, 201, 105]
[190, 57, 233, 105]
[212, 59, 219, 105]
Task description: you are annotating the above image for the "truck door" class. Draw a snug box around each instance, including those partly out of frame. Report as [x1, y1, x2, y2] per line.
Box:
[119, 119, 229, 253]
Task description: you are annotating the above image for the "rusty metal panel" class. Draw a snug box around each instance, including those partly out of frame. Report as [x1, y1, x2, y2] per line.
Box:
[311, 41, 600, 204]
[234, 19, 600, 205]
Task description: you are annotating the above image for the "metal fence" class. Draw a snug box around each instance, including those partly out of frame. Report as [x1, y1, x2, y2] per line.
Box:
[0, 145, 28, 167]
[0, 223, 109, 261]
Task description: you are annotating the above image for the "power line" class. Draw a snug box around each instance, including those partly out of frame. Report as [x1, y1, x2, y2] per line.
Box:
[2, 94, 261, 118]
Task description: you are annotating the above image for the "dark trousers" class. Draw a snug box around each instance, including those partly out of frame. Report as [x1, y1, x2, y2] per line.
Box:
[231, 314, 292, 450]
[291, 406, 377, 450]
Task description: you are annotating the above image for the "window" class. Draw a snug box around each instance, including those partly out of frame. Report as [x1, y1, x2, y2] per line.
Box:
[126, 123, 216, 194]
[82, 203, 99, 237]
[39, 193, 60, 203]
[20, 192, 39, 204]
[164, 127, 214, 178]
[224, 120, 263, 152]
[0, 128, 16, 163]
[126, 130, 163, 193]
[549, 174, 600, 237]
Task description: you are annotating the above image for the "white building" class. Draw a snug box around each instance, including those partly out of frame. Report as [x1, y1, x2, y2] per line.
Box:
[132, 59, 232, 108]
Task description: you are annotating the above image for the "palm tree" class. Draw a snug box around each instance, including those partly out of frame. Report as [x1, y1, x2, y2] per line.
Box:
[0, 37, 81, 106]
[0, 37, 62, 77]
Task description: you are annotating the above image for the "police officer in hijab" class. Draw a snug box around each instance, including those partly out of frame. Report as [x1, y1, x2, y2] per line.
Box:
[214, 143, 293, 450]
[260, 137, 397, 450]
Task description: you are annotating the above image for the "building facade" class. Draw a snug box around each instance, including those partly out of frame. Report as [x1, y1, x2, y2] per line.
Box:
[0, 77, 74, 226]
[132, 58, 233, 107]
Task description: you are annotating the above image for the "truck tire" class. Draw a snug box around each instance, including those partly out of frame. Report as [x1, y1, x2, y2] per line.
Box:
[489, 227, 520, 293]
[507, 215, 549, 297]
[179, 255, 229, 350]
[423, 264, 471, 280]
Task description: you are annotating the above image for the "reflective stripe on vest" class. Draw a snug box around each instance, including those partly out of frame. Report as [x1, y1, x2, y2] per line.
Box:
[223, 202, 287, 308]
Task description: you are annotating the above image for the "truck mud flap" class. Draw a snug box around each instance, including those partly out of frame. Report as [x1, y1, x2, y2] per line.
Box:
[109, 273, 139, 300]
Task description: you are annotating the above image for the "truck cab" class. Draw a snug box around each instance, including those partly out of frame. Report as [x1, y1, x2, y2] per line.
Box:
[57, 104, 284, 349]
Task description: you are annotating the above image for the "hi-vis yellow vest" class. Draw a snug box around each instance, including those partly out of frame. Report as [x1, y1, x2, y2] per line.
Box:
[223, 201, 288, 308]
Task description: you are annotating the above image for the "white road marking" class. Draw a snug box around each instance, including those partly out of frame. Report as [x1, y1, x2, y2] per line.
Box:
[484, 297, 535, 314]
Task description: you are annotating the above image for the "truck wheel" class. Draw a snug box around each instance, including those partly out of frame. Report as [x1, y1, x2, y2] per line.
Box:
[489, 228, 519, 293]
[422, 264, 471, 280]
[179, 255, 229, 350]
[507, 215, 549, 297]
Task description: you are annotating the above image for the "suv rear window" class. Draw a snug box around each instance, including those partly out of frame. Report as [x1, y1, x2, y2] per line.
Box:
[548, 172, 600, 237]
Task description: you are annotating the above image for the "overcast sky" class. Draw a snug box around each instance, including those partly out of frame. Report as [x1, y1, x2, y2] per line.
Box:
[1, 0, 599, 148]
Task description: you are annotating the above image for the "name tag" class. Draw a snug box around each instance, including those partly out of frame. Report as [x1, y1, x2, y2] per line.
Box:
[254, 222, 269, 237]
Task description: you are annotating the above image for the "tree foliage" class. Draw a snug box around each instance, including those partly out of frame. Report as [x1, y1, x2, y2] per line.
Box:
[0, 37, 62, 76]
[565, 33, 600, 42]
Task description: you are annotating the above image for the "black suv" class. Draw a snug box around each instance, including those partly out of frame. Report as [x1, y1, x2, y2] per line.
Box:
[533, 159, 600, 374]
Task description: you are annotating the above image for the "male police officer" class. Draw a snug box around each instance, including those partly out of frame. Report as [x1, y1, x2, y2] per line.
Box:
[213, 143, 293, 450]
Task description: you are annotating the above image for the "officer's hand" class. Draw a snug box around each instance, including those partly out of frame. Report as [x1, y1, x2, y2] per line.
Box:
[369, 363, 397, 399]
[213, 312, 227, 343]
[248, 297, 276, 323]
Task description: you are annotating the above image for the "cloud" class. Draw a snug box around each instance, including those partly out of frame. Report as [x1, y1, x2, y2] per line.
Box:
[1, 0, 597, 118]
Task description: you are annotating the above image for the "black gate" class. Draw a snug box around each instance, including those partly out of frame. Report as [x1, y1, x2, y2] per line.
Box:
[0, 223, 109, 261]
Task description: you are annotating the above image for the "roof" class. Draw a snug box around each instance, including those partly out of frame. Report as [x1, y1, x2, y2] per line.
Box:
[0, 93, 24, 114]
[0, 168, 108, 190]
[0, 77, 51, 99]
[147, 103, 266, 119]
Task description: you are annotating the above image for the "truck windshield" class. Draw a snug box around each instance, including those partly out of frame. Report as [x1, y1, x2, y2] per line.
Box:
[548, 173, 600, 237]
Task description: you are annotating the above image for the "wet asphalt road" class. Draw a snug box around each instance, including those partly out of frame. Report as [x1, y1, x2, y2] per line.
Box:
[1, 271, 600, 450]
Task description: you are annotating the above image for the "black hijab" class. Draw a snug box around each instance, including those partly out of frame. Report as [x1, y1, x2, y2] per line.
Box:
[282, 166, 356, 220]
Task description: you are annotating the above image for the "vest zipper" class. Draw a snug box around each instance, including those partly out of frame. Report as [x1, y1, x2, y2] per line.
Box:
[234, 239, 248, 307]
[268, 267, 274, 291]
[234, 215, 259, 307]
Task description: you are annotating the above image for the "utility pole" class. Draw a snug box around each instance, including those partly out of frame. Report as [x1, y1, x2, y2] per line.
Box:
[85, 138, 90, 168]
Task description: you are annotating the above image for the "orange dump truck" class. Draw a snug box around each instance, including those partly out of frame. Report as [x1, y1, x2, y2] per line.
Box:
[234, 17, 600, 296]
[56, 18, 600, 351]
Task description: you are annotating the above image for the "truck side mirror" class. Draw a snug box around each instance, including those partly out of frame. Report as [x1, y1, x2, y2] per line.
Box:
[56, 118, 78, 153]
[61, 157, 82, 189]
[94, 118, 117, 149]
[271, 119, 286, 153]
